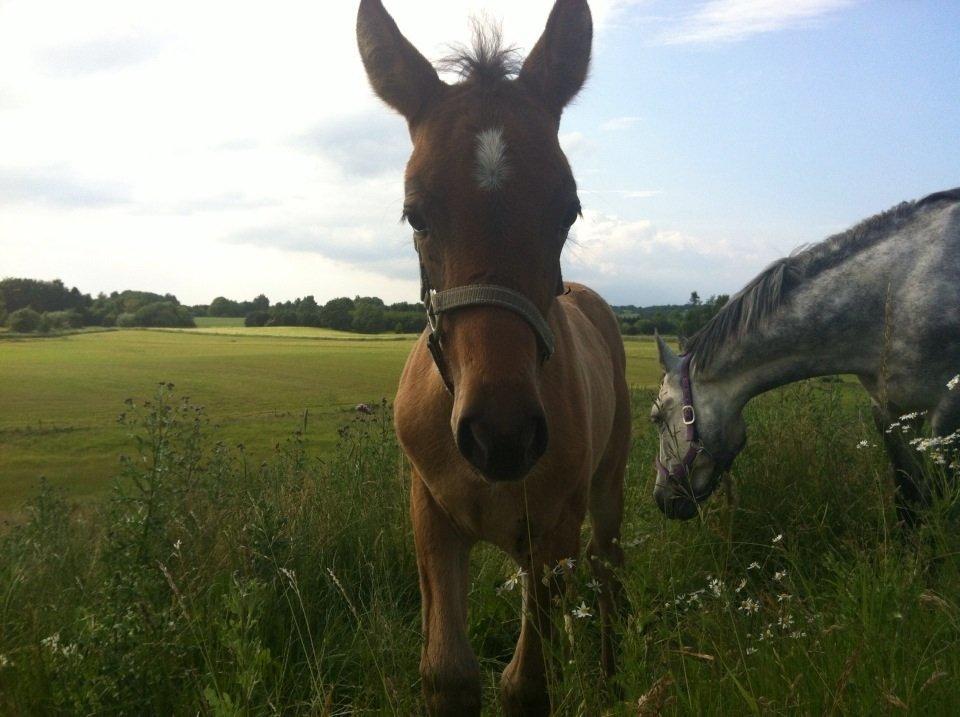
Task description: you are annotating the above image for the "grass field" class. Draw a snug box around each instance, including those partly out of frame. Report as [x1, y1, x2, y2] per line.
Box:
[0, 329, 663, 511]
[192, 317, 247, 328]
[0, 370, 957, 714]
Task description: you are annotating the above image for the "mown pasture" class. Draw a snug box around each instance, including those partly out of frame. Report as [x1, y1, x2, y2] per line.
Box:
[0, 329, 663, 511]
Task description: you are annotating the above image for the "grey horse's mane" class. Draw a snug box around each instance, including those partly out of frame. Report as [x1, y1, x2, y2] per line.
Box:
[437, 19, 521, 83]
[686, 187, 960, 370]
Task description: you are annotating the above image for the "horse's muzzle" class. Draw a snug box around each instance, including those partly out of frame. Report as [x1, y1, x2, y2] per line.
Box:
[456, 410, 548, 482]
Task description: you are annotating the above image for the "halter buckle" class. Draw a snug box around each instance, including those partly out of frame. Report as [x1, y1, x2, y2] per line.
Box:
[681, 405, 696, 425]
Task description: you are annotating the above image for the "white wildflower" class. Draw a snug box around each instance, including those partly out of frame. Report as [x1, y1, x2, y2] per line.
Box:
[778, 614, 794, 629]
[745, 647, 757, 655]
[0, 654, 9, 668]
[747, 562, 761, 571]
[708, 576, 724, 598]
[498, 568, 527, 595]
[586, 578, 602, 593]
[773, 570, 788, 583]
[777, 593, 792, 603]
[735, 578, 747, 593]
[899, 411, 926, 421]
[789, 630, 806, 639]
[772, 534, 783, 544]
[41, 633, 60, 652]
[857, 440, 873, 449]
[948, 375, 959, 391]
[563, 558, 576, 571]
[739, 598, 760, 614]
[572, 602, 593, 619]
[886, 422, 901, 434]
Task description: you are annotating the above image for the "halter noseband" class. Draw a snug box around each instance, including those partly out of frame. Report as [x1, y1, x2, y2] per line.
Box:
[417, 241, 559, 394]
[655, 353, 703, 483]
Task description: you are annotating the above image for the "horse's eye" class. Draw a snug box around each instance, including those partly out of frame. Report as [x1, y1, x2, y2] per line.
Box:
[561, 201, 581, 230]
[404, 209, 428, 234]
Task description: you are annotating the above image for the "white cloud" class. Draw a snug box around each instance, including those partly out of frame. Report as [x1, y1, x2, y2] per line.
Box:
[0, 0, 642, 304]
[660, 0, 856, 45]
[562, 209, 771, 304]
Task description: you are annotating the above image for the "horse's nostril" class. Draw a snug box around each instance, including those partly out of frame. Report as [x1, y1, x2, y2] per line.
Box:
[528, 413, 549, 464]
[455, 412, 548, 482]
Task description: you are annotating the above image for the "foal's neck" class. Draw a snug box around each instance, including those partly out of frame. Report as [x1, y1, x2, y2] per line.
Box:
[696, 269, 887, 411]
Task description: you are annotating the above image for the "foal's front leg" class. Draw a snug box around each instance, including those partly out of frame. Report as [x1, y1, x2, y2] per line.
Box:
[411, 474, 480, 716]
[500, 517, 580, 717]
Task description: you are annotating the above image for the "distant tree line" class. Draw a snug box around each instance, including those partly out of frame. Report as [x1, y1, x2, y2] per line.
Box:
[2, 277, 727, 339]
[614, 291, 730, 340]
[0, 278, 194, 333]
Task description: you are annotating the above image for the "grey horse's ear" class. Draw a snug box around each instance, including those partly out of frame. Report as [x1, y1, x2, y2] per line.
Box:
[519, 0, 593, 119]
[655, 331, 680, 373]
[357, 0, 445, 124]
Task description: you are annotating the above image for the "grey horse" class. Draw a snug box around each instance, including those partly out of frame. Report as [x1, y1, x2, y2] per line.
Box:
[651, 188, 960, 524]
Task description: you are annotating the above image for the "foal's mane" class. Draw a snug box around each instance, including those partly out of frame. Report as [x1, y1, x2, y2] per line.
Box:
[437, 20, 521, 83]
[685, 187, 960, 370]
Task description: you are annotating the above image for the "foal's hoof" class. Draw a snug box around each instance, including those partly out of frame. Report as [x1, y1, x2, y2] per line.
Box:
[500, 673, 550, 717]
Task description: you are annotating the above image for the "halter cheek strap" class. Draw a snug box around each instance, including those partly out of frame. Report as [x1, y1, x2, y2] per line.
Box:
[417, 241, 558, 394]
[656, 353, 701, 481]
[656, 353, 737, 486]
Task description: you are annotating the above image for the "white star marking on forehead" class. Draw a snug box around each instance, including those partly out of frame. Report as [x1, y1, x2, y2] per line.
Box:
[474, 127, 509, 191]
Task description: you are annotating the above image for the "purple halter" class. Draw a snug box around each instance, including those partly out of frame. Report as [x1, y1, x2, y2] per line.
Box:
[655, 353, 703, 482]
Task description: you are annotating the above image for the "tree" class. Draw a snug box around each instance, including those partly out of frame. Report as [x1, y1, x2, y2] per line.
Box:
[251, 294, 270, 311]
[352, 300, 386, 333]
[209, 296, 242, 317]
[320, 297, 355, 331]
[7, 308, 43, 333]
[132, 302, 196, 328]
[689, 291, 701, 306]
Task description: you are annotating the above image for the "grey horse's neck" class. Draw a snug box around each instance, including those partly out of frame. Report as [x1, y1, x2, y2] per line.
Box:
[694, 244, 896, 412]
[687, 189, 960, 420]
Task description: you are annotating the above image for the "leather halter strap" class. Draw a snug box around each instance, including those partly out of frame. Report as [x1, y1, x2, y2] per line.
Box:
[416, 242, 558, 394]
[656, 353, 701, 481]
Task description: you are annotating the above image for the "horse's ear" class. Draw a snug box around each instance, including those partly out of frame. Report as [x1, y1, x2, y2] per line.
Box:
[356, 0, 445, 123]
[519, 0, 593, 119]
[656, 331, 680, 373]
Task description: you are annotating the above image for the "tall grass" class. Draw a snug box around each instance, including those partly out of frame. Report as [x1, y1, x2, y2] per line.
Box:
[0, 381, 957, 715]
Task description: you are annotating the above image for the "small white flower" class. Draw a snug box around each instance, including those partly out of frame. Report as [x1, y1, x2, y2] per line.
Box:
[708, 576, 724, 598]
[739, 598, 760, 614]
[0, 654, 9, 668]
[586, 578, 602, 593]
[777, 593, 792, 603]
[857, 439, 872, 449]
[778, 614, 794, 629]
[747, 562, 761, 571]
[789, 630, 806, 639]
[948, 375, 959, 391]
[745, 647, 757, 655]
[886, 422, 901, 434]
[563, 558, 576, 571]
[773, 570, 788, 582]
[735, 578, 747, 593]
[41, 633, 60, 651]
[498, 568, 527, 595]
[772, 534, 783, 544]
[173, 539, 182, 552]
[572, 602, 593, 619]
[899, 411, 926, 421]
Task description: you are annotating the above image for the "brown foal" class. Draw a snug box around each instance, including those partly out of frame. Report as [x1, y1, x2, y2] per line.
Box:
[356, 1, 631, 714]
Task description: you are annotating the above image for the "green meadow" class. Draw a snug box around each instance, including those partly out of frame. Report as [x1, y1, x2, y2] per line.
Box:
[1, 329, 958, 715]
[0, 329, 662, 511]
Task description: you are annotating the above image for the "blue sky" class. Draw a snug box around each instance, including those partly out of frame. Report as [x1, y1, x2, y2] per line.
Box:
[0, 0, 957, 305]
